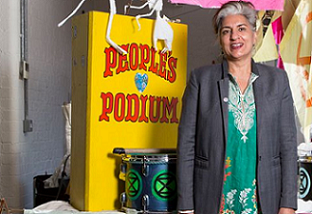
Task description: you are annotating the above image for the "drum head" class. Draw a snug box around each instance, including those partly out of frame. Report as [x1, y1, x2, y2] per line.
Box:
[122, 153, 177, 163]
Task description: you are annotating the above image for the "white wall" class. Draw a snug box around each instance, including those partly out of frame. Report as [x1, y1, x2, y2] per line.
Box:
[0, 0, 72, 209]
[0, 0, 219, 209]
[0, 0, 24, 208]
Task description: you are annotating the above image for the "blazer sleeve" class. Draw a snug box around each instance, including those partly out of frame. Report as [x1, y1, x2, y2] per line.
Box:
[279, 71, 298, 210]
[177, 70, 199, 211]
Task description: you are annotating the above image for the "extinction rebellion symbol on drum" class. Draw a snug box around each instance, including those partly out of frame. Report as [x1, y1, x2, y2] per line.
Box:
[152, 170, 177, 201]
[299, 167, 311, 199]
[126, 170, 143, 200]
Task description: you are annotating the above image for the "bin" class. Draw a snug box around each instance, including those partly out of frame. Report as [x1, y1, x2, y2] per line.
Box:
[33, 174, 69, 207]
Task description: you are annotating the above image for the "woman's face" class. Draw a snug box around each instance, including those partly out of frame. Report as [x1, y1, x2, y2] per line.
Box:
[219, 14, 257, 62]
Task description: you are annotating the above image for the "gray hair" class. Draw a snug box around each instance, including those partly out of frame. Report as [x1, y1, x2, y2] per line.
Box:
[213, 1, 257, 36]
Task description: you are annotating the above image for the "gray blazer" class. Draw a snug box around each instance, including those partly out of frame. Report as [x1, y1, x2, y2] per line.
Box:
[177, 60, 297, 214]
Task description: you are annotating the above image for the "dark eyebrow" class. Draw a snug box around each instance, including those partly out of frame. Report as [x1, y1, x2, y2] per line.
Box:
[221, 26, 231, 30]
[221, 23, 248, 30]
[237, 24, 247, 28]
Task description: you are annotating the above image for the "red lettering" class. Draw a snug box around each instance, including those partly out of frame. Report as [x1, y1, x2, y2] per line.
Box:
[149, 96, 161, 123]
[125, 94, 139, 122]
[139, 44, 150, 71]
[167, 57, 177, 83]
[104, 47, 117, 77]
[103, 44, 178, 83]
[99, 92, 113, 121]
[139, 95, 148, 122]
[99, 92, 179, 123]
[158, 52, 167, 79]
[160, 97, 179, 123]
[114, 93, 125, 122]
[148, 48, 158, 74]
[129, 44, 139, 71]
[116, 44, 130, 74]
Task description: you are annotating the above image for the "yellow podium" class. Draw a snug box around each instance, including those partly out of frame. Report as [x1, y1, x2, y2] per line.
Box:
[71, 11, 187, 211]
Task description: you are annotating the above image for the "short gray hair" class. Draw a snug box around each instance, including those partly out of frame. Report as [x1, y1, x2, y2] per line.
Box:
[213, 1, 257, 36]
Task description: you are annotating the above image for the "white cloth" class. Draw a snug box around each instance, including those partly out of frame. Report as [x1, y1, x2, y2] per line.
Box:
[24, 201, 124, 214]
[298, 142, 312, 156]
[43, 102, 71, 188]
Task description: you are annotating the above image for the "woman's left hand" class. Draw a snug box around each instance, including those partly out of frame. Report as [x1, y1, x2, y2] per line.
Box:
[278, 207, 295, 214]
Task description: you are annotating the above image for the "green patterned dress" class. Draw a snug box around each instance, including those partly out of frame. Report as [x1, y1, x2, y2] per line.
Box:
[220, 73, 259, 214]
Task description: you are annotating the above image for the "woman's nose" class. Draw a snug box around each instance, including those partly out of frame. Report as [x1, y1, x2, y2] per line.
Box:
[230, 30, 239, 40]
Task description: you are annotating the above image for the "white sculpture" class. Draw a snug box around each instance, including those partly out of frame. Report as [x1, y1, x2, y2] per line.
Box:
[58, 0, 127, 55]
[125, 0, 174, 53]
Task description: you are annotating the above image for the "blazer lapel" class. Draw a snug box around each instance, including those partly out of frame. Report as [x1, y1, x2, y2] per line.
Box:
[252, 61, 264, 157]
[218, 60, 229, 144]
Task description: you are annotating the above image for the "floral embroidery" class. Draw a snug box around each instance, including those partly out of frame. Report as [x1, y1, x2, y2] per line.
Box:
[239, 188, 251, 207]
[252, 179, 257, 210]
[225, 157, 232, 168]
[222, 210, 235, 214]
[221, 73, 258, 214]
[242, 208, 252, 214]
[224, 172, 232, 182]
[219, 194, 225, 213]
[226, 189, 237, 209]
[228, 74, 258, 143]
[224, 157, 232, 181]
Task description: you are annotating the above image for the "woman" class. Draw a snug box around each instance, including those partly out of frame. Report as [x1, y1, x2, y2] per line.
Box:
[176, 1, 297, 214]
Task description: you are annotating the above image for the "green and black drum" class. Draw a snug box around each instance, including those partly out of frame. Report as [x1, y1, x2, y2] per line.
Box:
[298, 156, 312, 201]
[120, 153, 177, 213]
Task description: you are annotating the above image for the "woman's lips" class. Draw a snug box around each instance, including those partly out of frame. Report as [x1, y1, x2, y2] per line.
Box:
[231, 43, 243, 49]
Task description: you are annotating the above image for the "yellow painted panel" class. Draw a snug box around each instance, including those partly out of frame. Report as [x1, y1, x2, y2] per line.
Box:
[71, 11, 187, 211]
[71, 13, 89, 211]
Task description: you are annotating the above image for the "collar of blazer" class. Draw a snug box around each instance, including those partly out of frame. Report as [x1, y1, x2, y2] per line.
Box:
[221, 58, 260, 79]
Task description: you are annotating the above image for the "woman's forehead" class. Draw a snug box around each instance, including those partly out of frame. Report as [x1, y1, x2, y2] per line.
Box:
[221, 15, 251, 28]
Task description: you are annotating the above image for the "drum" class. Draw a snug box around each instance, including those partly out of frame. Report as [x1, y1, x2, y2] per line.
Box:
[298, 156, 312, 201]
[120, 153, 177, 213]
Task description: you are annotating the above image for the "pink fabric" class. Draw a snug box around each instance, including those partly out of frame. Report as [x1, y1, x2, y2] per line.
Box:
[169, 0, 284, 11]
[272, 17, 285, 69]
